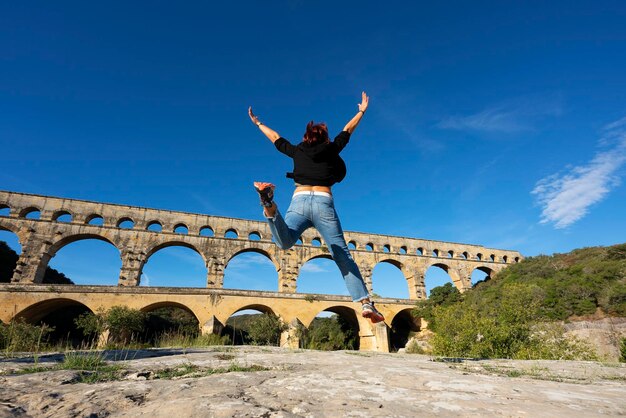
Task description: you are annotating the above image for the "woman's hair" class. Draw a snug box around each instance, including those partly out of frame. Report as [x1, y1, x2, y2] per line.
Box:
[303, 121, 329, 145]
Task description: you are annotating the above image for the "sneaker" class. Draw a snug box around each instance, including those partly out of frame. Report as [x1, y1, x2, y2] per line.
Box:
[253, 182, 275, 208]
[361, 302, 385, 324]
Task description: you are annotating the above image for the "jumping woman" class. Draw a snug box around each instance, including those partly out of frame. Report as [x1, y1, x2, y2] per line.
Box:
[248, 92, 384, 324]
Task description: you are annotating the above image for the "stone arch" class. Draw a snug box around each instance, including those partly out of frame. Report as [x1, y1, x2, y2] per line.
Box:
[224, 303, 277, 322]
[19, 206, 41, 219]
[223, 248, 280, 291]
[117, 217, 135, 229]
[371, 259, 411, 299]
[199, 226, 214, 237]
[248, 231, 262, 241]
[297, 254, 346, 296]
[140, 241, 208, 284]
[174, 223, 189, 234]
[52, 210, 73, 222]
[140, 301, 201, 323]
[143, 241, 206, 266]
[225, 228, 239, 239]
[225, 248, 280, 272]
[146, 220, 163, 232]
[424, 261, 463, 293]
[301, 305, 361, 350]
[471, 265, 494, 286]
[32, 233, 121, 284]
[14, 298, 96, 323]
[48, 233, 121, 259]
[389, 308, 421, 352]
[0, 221, 21, 236]
[85, 213, 104, 225]
[14, 298, 97, 346]
[0, 203, 10, 216]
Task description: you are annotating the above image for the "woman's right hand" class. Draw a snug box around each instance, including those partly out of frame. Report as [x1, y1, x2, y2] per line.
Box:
[248, 106, 260, 125]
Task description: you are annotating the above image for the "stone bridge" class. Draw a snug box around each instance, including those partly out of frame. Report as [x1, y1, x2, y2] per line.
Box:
[0, 190, 523, 351]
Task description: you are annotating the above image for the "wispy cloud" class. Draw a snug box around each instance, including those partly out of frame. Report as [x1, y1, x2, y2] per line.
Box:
[531, 117, 626, 229]
[439, 97, 562, 133]
[300, 262, 331, 273]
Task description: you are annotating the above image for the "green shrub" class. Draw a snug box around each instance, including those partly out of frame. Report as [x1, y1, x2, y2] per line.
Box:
[405, 340, 425, 354]
[246, 313, 285, 346]
[0, 320, 53, 352]
[620, 338, 626, 363]
[298, 316, 358, 351]
[75, 306, 147, 345]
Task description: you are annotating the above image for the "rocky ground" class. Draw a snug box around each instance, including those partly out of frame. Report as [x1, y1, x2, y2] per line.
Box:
[1, 346, 625, 417]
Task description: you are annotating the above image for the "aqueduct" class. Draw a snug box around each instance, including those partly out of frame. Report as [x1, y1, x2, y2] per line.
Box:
[0, 190, 523, 351]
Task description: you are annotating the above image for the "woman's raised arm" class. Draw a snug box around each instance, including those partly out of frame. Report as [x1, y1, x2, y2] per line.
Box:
[248, 107, 280, 143]
[342, 91, 369, 134]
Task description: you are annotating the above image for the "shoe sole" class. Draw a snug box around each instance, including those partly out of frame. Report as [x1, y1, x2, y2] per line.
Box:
[362, 311, 385, 324]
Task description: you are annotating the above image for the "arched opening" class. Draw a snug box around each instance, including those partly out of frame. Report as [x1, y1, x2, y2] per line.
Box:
[432, 249, 439, 257]
[141, 244, 206, 287]
[199, 226, 214, 237]
[16, 299, 96, 348]
[248, 232, 261, 241]
[311, 237, 322, 247]
[301, 307, 360, 350]
[460, 252, 468, 259]
[365, 243, 374, 251]
[141, 302, 200, 346]
[390, 309, 421, 352]
[117, 218, 134, 229]
[503, 255, 508, 263]
[371, 260, 409, 299]
[447, 250, 454, 258]
[476, 253, 483, 261]
[295, 237, 303, 245]
[223, 250, 278, 291]
[147, 221, 163, 232]
[298, 256, 348, 297]
[383, 244, 390, 253]
[348, 241, 357, 250]
[47, 236, 122, 285]
[0, 204, 10, 217]
[424, 264, 455, 297]
[221, 305, 279, 346]
[0, 229, 21, 283]
[86, 214, 104, 226]
[174, 224, 188, 234]
[489, 254, 495, 262]
[416, 247, 424, 256]
[471, 266, 493, 287]
[225, 229, 238, 239]
[52, 211, 72, 223]
[515, 257, 520, 263]
[399, 246, 407, 255]
[20, 207, 41, 219]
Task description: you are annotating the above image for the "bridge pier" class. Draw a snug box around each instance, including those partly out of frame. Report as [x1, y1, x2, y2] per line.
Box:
[201, 315, 224, 336]
[11, 235, 52, 284]
[119, 249, 146, 286]
[280, 318, 303, 349]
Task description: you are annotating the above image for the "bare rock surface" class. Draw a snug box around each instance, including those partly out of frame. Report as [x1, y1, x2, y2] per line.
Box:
[1, 346, 625, 417]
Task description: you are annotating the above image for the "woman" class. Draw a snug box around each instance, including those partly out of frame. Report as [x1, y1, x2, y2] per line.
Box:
[247, 92, 384, 324]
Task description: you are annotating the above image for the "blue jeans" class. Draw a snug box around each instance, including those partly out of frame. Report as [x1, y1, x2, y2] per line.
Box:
[267, 193, 370, 302]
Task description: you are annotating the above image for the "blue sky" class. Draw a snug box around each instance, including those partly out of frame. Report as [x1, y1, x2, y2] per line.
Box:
[1, 1, 625, 300]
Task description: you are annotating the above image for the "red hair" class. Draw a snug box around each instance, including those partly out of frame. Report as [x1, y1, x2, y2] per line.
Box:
[303, 121, 329, 145]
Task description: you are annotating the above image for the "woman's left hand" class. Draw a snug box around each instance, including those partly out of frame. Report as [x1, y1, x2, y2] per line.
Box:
[358, 91, 369, 113]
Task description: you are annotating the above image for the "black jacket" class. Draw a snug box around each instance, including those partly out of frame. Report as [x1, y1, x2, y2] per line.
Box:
[274, 131, 351, 186]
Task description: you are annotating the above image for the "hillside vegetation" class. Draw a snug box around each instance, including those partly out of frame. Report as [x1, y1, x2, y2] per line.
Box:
[414, 243, 626, 360]
[0, 241, 73, 284]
